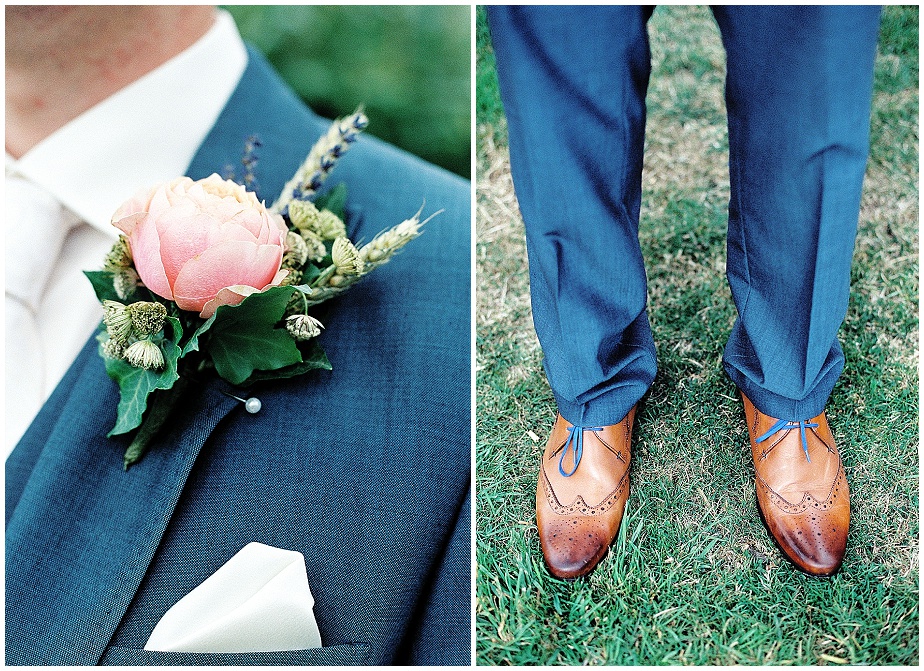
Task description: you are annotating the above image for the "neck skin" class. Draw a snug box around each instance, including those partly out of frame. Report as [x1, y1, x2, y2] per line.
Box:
[6, 5, 216, 159]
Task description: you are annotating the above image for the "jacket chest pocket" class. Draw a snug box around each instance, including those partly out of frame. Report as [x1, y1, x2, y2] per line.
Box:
[99, 642, 372, 666]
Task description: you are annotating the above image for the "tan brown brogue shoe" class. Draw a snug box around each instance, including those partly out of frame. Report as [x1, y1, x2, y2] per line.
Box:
[536, 407, 635, 579]
[742, 392, 849, 576]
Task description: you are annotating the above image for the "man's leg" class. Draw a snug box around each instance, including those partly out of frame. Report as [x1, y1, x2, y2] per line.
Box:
[714, 5, 880, 575]
[489, 5, 654, 579]
[716, 5, 879, 419]
[489, 5, 656, 428]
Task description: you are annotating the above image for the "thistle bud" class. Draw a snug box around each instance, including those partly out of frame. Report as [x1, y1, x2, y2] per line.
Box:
[279, 269, 304, 286]
[285, 314, 324, 340]
[300, 229, 327, 262]
[126, 301, 167, 337]
[102, 300, 133, 345]
[288, 199, 321, 231]
[331, 237, 363, 276]
[283, 231, 309, 268]
[103, 236, 133, 271]
[123, 339, 165, 371]
[113, 268, 140, 300]
[101, 337, 125, 360]
[315, 210, 346, 241]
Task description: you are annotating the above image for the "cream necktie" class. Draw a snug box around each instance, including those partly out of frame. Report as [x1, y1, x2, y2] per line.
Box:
[5, 173, 81, 452]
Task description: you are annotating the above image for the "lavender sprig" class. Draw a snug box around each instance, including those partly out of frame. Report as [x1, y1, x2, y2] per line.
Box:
[240, 136, 262, 198]
[272, 107, 368, 214]
[222, 136, 263, 201]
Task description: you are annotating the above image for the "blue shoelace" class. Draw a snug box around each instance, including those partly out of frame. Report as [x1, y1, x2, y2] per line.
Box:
[558, 425, 603, 477]
[756, 419, 819, 462]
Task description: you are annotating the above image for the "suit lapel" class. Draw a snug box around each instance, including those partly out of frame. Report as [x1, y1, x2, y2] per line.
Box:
[5, 47, 323, 665]
[5, 341, 240, 664]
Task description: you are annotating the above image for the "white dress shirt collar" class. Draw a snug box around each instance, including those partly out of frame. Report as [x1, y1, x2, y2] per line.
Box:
[9, 9, 248, 234]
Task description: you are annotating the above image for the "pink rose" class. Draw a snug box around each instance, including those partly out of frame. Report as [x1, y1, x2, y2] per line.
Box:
[112, 174, 288, 318]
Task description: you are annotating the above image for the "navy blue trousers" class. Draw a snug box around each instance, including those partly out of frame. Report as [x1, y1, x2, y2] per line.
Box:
[489, 5, 880, 425]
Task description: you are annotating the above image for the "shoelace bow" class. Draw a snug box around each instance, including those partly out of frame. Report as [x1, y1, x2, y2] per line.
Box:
[756, 418, 818, 462]
[558, 425, 603, 477]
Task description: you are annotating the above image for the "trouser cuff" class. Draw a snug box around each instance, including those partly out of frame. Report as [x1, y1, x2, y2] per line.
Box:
[724, 358, 843, 420]
[553, 380, 648, 427]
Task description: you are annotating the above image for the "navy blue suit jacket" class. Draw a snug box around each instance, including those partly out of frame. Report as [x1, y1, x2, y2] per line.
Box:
[6, 48, 471, 666]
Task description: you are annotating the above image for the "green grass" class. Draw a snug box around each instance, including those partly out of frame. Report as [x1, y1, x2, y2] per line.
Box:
[476, 6, 506, 143]
[226, 5, 471, 178]
[476, 5, 918, 665]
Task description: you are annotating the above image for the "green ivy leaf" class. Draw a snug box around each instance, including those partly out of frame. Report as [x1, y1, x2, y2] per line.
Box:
[205, 286, 303, 386]
[84, 270, 152, 305]
[314, 183, 347, 218]
[182, 313, 217, 357]
[301, 263, 322, 285]
[103, 317, 183, 436]
[84, 270, 121, 303]
[122, 376, 190, 470]
[241, 337, 332, 384]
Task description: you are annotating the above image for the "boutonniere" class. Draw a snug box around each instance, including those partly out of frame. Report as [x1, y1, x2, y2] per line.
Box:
[86, 109, 438, 469]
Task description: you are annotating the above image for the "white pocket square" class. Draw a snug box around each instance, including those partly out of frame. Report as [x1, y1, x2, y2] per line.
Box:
[145, 542, 322, 653]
